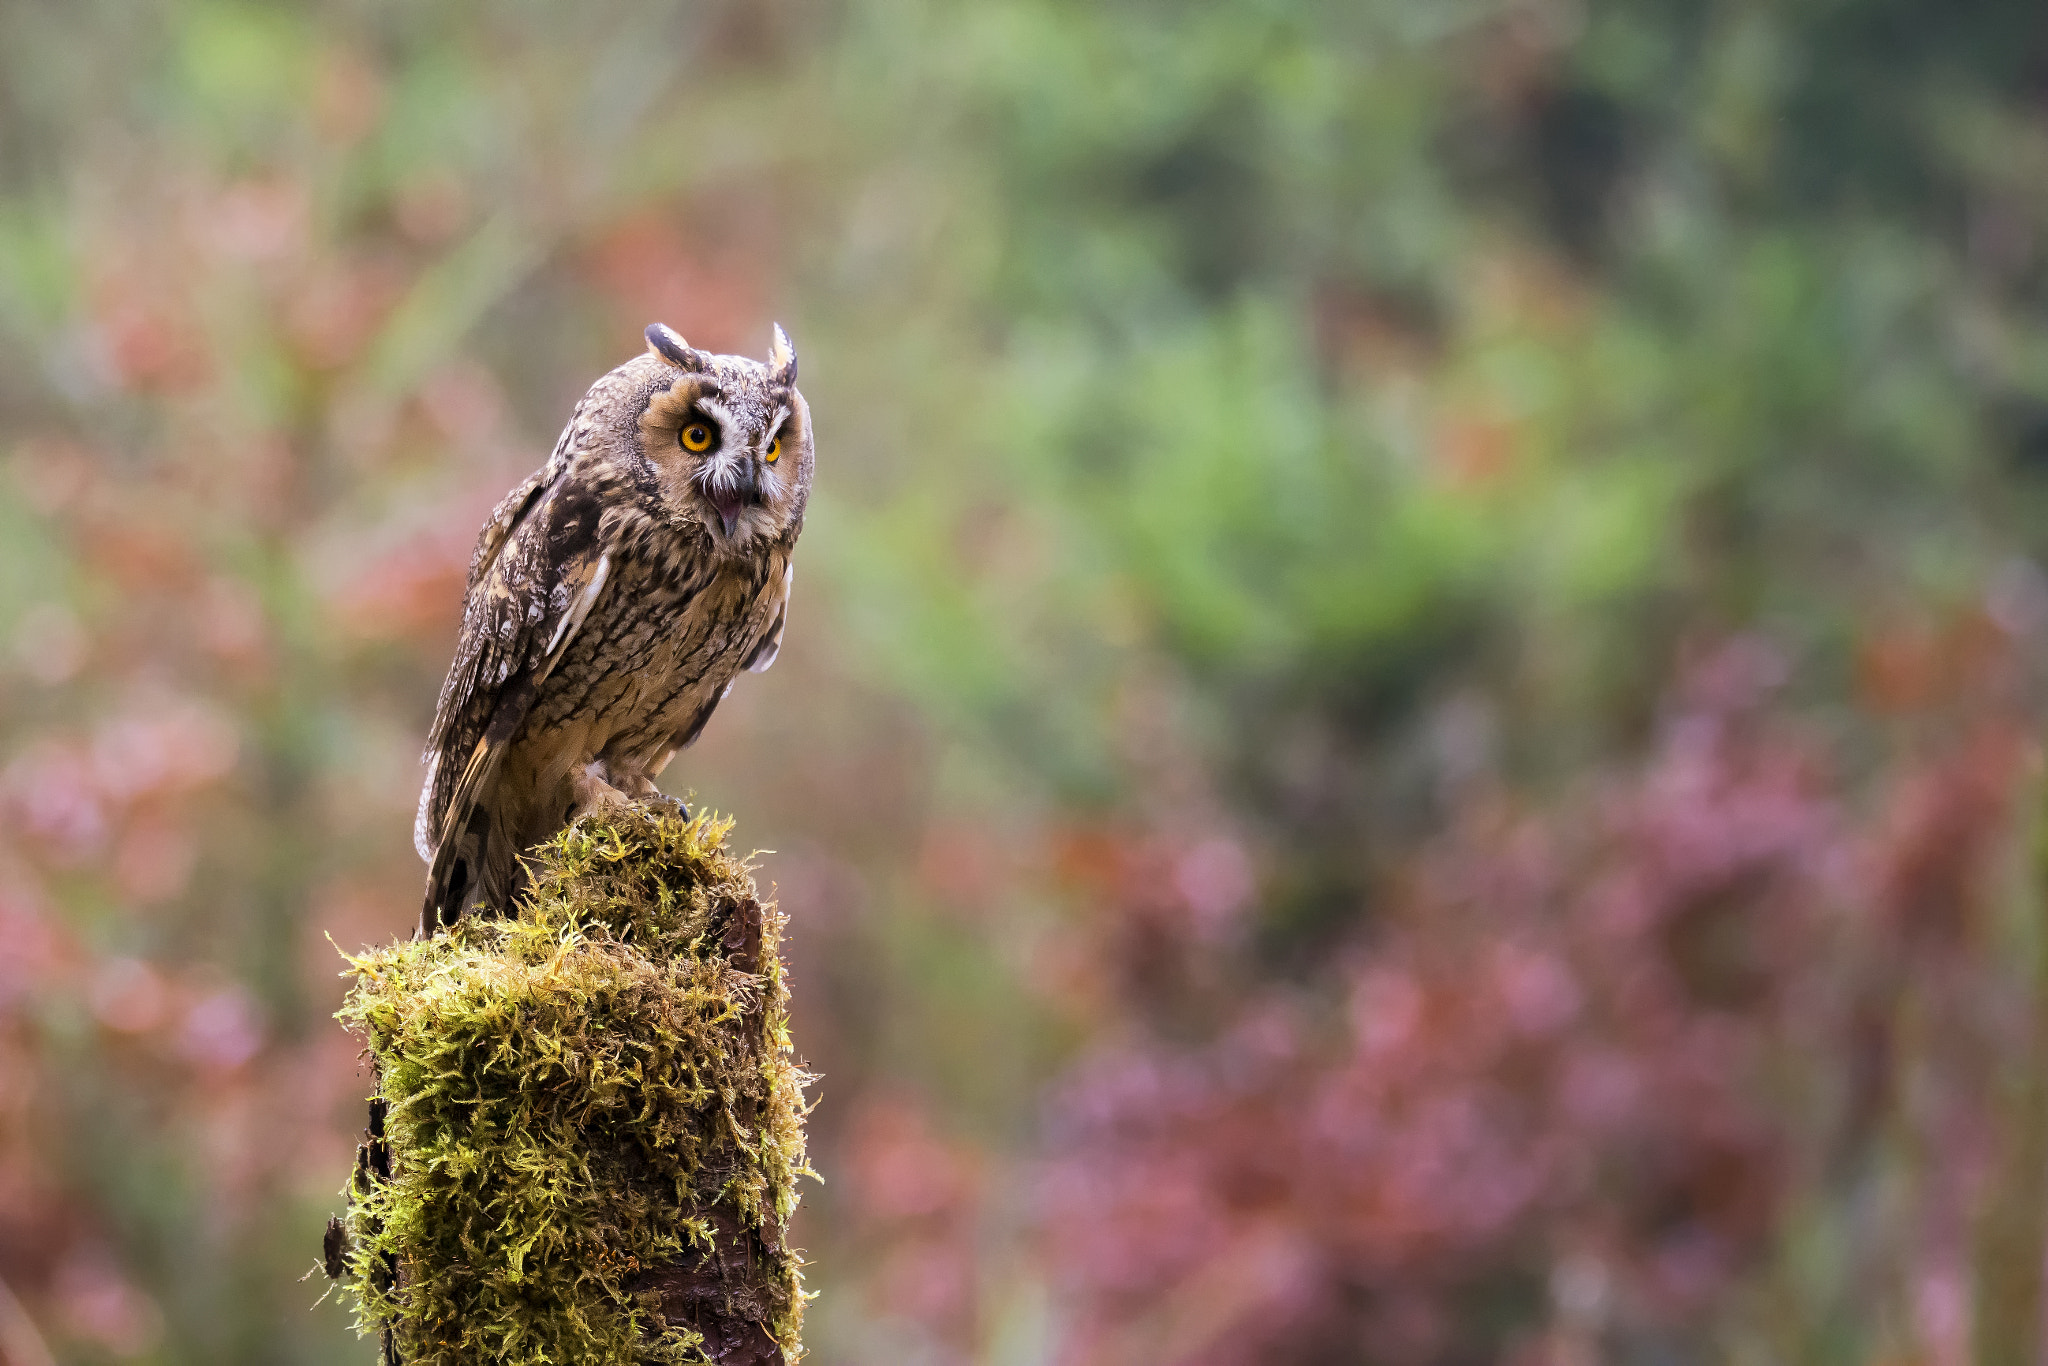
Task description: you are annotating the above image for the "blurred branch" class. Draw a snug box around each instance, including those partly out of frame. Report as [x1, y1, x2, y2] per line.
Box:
[0, 1274, 54, 1366]
[363, 210, 551, 395]
[1971, 769, 2048, 1366]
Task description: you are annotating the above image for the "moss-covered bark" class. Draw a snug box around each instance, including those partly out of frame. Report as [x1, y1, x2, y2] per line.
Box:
[330, 807, 811, 1365]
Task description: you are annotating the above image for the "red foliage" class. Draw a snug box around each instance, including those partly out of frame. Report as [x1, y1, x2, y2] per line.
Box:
[583, 210, 772, 359]
[1037, 644, 2035, 1364]
[842, 1094, 985, 1358]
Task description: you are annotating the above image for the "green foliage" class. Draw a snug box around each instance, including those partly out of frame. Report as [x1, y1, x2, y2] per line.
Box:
[336, 808, 810, 1365]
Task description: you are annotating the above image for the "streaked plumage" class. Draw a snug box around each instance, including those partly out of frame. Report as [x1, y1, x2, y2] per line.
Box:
[416, 323, 812, 934]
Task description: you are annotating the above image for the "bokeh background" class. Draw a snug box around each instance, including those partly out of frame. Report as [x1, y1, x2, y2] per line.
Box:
[5, 1, 2048, 1362]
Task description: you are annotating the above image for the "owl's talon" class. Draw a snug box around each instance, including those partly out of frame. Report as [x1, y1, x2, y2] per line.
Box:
[648, 793, 691, 821]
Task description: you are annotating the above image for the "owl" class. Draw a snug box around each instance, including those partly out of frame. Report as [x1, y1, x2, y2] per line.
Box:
[415, 323, 812, 934]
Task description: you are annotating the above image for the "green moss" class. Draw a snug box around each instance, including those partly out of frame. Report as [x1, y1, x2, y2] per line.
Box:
[335, 807, 812, 1364]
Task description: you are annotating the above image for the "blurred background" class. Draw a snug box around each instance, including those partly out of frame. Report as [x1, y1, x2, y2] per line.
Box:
[5, 0, 2048, 1362]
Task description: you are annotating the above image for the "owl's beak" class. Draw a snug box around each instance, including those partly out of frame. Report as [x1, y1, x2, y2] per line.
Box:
[708, 490, 745, 537]
[697, 459, 759, 537]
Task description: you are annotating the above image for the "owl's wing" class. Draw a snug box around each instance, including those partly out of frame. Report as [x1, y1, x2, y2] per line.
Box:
[414, 468, 612, 863]
[742, 562, 794, 673]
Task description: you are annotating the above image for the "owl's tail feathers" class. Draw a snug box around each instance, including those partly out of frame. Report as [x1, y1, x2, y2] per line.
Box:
[420, 806, 490, 938]
[418, 722, 522, 937]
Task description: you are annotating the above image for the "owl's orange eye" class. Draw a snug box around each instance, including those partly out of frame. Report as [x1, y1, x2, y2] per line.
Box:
[765, 435, 781, 463]
[680, 422, 715, 453]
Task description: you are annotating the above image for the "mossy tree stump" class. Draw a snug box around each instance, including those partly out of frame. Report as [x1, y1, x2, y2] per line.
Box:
[327, 807, 811, 1365]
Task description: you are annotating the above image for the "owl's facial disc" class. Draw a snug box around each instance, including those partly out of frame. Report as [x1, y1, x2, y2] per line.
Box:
[636, 343, 805, 552]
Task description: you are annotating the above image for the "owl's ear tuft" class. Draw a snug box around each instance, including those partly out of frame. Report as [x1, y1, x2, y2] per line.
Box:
[768, 323, 797, 386]
[646, 323, 708, 371]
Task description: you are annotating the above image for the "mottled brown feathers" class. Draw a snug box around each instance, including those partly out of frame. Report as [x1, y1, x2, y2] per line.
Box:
[416, 327, 812, 934]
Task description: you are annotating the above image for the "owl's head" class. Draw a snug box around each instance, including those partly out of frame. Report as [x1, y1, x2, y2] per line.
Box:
[625, 321, 813, 553]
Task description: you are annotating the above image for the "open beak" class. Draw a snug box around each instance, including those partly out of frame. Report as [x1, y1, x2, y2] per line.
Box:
[708, 491, 744, 537]
[697, 457, 760, 538]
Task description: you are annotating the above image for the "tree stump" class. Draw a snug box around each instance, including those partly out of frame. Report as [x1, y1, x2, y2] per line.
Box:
[326, 807, 811, 1364]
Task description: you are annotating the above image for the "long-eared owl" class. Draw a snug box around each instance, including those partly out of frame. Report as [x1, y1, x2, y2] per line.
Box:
[415, 323, 812, 934]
